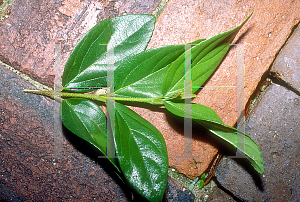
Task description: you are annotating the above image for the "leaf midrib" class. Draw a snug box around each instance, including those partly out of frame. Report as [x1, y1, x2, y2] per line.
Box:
[117, 49, 166, 91]
[66, 101, 100, 143]
[66, 18, 153, 87]
[166, 38, 229, 96]
[115, 52, 175, 94]
[164, 36, 219, 95]
[65, 22, 111, 86]
[116, 108, 158, 184]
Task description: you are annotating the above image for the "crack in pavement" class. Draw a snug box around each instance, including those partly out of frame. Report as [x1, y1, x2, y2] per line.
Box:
[269, 71, 300, 96]
[152, 0, 170, 19]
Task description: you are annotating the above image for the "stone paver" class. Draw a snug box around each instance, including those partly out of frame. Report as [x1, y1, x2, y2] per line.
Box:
[271, 23, 300, 92]
[213, 83, 300, 201]
[164, 177, 195, 202]
[206, 187, 235, 202]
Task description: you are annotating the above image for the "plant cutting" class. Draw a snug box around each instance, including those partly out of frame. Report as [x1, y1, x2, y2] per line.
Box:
[24, 11, 264, 202]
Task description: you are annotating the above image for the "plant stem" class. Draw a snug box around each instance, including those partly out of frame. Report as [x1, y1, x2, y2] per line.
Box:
[23, 89, 54, 98]
[23, 89, 164, 104]
[110, 96, 164, 104]
[23, 89, 107, 102]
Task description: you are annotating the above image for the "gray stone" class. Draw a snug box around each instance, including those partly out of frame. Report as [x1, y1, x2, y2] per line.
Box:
[206, 188, 235, 202]
[271, 23, 300, 92]
[214, 83, 300, 201]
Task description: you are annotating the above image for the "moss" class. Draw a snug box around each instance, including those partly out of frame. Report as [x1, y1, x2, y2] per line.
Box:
[168, 167, 216, 202]
[0, 0, 15, 25]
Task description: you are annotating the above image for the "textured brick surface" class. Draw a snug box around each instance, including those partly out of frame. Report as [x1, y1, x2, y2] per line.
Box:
[206, 187, 235, 202]
[146, 0, 300, 179]
[0, 64, 131, 201]
[164, 177, 195, 202]
[271, 23, 300, 91]
[0, 0, 161, 88]
[214, 83, 300, 201]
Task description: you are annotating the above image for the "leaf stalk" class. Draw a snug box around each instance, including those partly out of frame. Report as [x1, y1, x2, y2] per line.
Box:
[24, 89, 167, 104]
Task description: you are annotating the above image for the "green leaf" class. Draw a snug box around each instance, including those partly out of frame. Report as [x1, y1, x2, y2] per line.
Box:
[188, 38, 206, 45]
[164, 101, 264, 174]
[162, 12, 253, 97]
[199, 180, 204, 189]
[114, 39, 206, 102]
[62, 14, 156, 92]
[200, 173, 206, 180]
[114, 45, 186, 100]
[60, 98, 119, 170]
[114, 102, 168, 201]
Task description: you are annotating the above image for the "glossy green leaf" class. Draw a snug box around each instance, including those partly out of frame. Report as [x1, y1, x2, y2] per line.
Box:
[25, 12, 263, 202]
[114, 45, 185, 100]
[164, 101, 264, 174]
[60, 98, 119, 170]
[163, 12, 253, 97]
[200, 173, 206, 180]
[114, 39, 206, 102]
[114, 102, 168, 201]
[62, 14, 156, 92]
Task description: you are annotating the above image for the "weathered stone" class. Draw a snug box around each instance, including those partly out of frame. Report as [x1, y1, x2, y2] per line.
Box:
[214, 83, 300, 201]
[164, 177, 195, 202]
[206, 187, 235, 202]
[271, 23, 300, 92]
